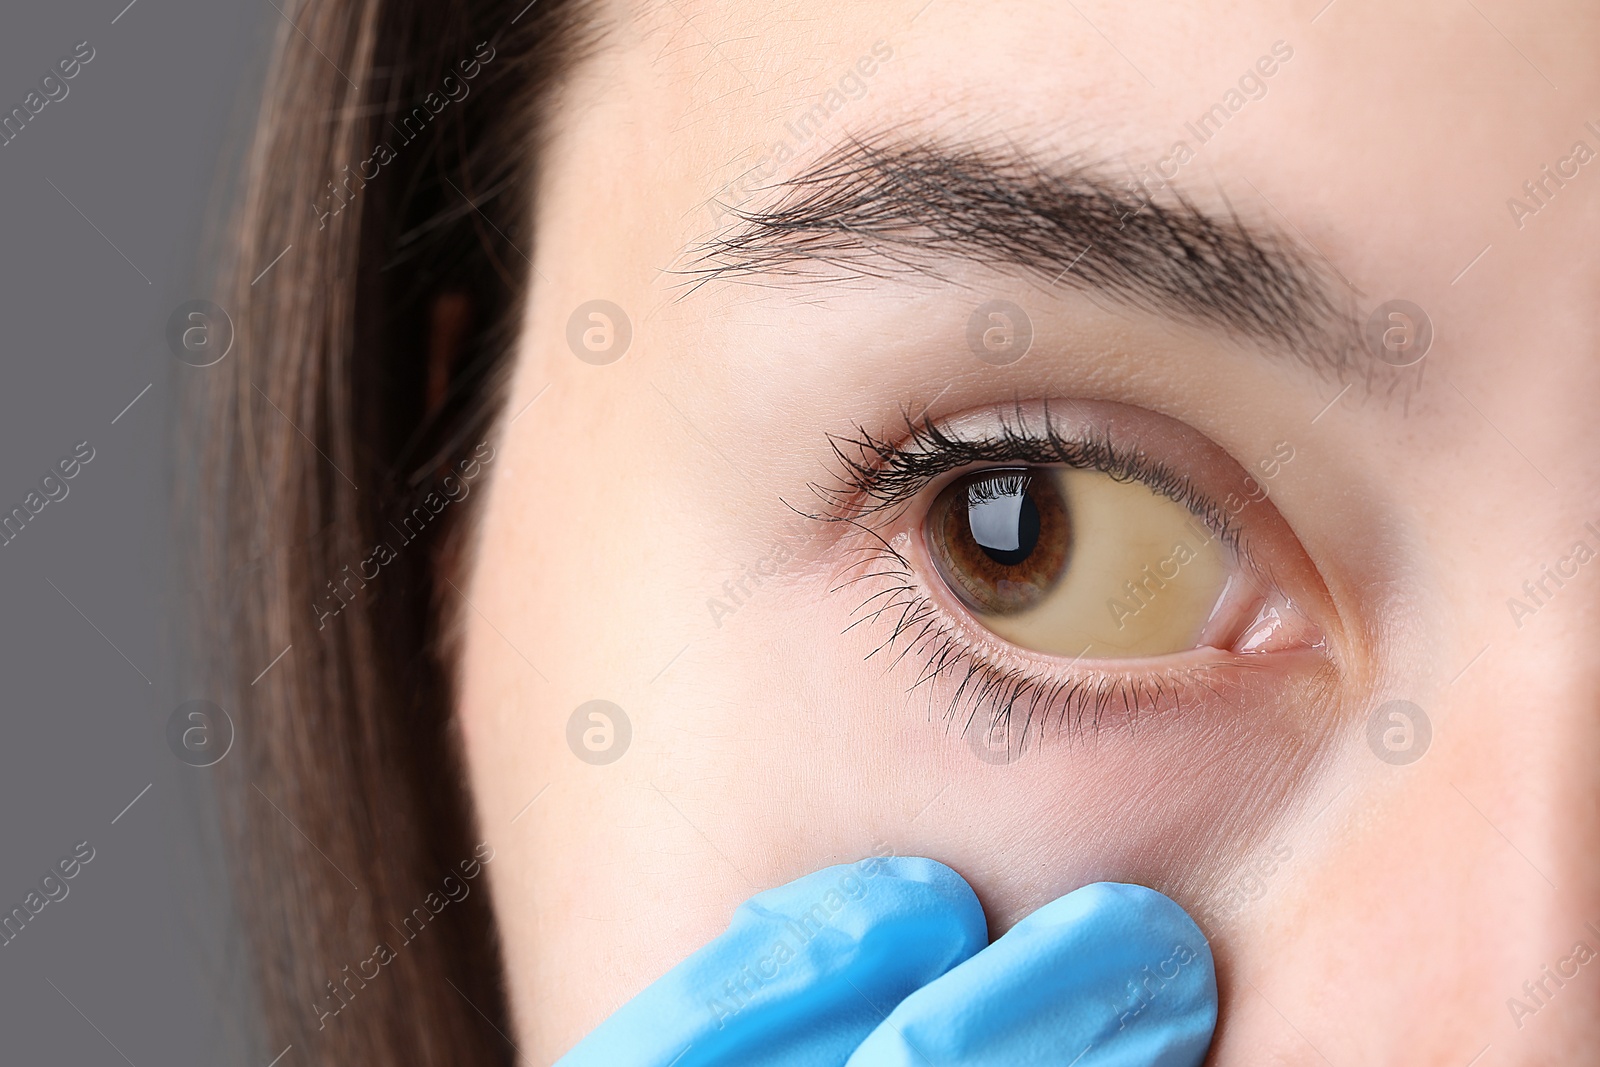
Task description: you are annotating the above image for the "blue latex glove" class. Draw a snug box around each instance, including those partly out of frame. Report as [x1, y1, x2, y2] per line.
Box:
[555, 856, 986, 1067]
[844, 881, 1216, 1066]
[554, 856, 1216, 1067]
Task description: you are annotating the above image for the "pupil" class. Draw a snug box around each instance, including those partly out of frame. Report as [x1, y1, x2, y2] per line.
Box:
[967, 477, 1040, 567]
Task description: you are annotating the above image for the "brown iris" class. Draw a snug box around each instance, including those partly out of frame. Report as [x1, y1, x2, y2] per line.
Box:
[926, 467, 1072, 616]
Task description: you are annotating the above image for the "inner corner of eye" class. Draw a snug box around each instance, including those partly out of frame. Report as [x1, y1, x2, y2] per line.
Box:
[922, 465, 1315, 660]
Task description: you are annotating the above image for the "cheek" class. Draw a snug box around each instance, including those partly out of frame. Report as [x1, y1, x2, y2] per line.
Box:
[539, 574, 1340, 935]
[706, 590, 1344, 932]
[456, 398, 799, 1059]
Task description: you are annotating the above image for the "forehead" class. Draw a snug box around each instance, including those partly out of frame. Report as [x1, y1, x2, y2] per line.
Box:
[568, 2, 1597, 308]
[610, 1, 1585, 162]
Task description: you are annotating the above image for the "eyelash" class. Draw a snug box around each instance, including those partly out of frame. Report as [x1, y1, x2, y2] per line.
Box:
[809, 404, 1265, 747]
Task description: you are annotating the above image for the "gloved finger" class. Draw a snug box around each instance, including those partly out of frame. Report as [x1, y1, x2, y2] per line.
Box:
[555, 855, 988, 1067]
[844, 881, 1216, 1067]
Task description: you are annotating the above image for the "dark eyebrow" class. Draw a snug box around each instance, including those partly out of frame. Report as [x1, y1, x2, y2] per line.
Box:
[679, 134, 1360, 376]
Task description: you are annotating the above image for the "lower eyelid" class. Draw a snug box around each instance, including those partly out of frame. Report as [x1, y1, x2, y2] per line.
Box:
[838, 522, 1329, 748]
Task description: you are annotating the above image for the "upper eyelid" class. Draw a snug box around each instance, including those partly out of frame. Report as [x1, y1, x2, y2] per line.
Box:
[811, 407, 1249, 556]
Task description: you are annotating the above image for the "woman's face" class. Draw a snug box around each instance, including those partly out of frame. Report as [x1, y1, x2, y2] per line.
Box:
[456, 1, 1600, 1061]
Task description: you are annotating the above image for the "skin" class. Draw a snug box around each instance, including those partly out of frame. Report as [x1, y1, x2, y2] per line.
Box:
[453, 0, 1600, 1061]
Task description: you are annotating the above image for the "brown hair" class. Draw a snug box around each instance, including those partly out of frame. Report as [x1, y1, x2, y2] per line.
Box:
[189, 1, 594, 1062]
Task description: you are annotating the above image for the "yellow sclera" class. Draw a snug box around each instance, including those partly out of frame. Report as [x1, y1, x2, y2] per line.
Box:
[975, 468, 1230, 658]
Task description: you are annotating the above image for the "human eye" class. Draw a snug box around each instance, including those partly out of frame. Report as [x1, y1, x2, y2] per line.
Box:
[816, 398, 1335, 744]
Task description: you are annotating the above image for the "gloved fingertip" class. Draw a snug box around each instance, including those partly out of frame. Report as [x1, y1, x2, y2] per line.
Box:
[555, 854, 987, 1067]
[846, 880, 1217, 1067]
[744, 855, 985, 945]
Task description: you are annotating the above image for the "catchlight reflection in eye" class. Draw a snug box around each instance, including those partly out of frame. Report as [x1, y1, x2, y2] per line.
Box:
[926, 467, 1236, 658]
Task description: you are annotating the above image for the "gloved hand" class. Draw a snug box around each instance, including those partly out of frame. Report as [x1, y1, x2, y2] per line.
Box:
[842, 879, 1216, 1066]
[554, 855, 1216, 1067]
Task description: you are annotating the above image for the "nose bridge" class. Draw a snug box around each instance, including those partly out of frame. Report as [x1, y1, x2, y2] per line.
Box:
[1203, 617, 1600, 1063]
[1543, 634, 1600, 894]
[1466, 538, 1600, 905]
[1487, 693, 1600, 1061]
[1409, 598, 1600, 1059]
[1529, 630, 1600, 984]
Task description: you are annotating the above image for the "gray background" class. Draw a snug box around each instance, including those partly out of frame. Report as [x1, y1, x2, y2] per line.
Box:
[0, 1, 271, 1063]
